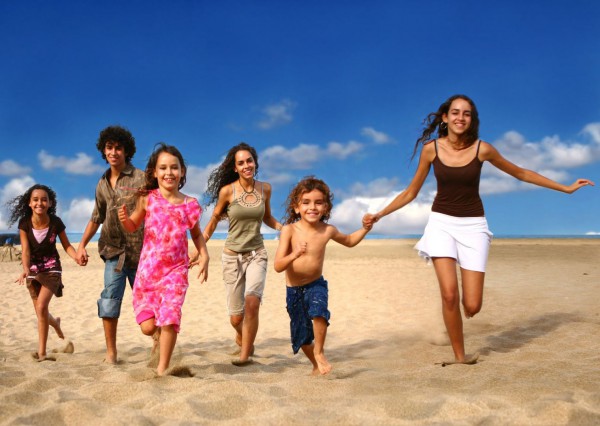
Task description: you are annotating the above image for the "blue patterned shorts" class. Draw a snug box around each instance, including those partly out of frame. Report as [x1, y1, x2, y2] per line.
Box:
[285, 276, 330, 354]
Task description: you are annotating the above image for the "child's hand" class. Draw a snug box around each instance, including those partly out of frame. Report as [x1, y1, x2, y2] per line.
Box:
[118, 204, 129, 223]
[15, 272, 27, 285]
[188, 251, 199, 267]
[293, 241, 307, 259]
[195, 257, 209, 283]
[362, 213, 378, 228]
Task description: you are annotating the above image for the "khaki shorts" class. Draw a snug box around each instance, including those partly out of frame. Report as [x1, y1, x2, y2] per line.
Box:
[221, 247, 268, 316]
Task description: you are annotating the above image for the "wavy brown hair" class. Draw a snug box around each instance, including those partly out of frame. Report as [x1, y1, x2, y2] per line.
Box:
[6, 184, 58, 227]
[412, 94, 480, 160]
[282, 176, 333, 225]
[204, 142, 259, 208]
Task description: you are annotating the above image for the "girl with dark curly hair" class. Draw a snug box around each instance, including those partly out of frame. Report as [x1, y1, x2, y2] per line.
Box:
[201, 142, 282, 366]
[7, 184, 78, 361]
[363, 94, 594, 366]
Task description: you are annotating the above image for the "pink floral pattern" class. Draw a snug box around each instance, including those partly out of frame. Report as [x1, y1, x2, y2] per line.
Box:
[132, 189, 201, 333]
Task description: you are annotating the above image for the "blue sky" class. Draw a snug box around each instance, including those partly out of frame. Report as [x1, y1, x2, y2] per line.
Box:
[1, 1, 599, 236]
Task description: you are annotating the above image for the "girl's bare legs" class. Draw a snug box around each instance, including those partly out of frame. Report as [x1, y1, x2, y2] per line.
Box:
[33, 286, 54, 359]
[312, 317, 331, 375]
[432, 257, 484, 362]
[30, 299, 63, 340]
[157, 325, 177, 376]
[232, 295, 260, 363]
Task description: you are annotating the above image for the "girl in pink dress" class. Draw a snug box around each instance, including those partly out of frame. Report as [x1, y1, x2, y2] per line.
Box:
[119, 143, 209, 376]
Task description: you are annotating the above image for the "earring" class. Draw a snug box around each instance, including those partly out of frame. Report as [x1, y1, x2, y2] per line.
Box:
[439, 122, 448, 130]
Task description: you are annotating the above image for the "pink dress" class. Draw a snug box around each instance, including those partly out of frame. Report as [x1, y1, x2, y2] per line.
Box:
[132, 189, 201, 332]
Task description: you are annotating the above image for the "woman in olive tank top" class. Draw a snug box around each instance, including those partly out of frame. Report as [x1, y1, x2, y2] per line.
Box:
[203, 142, 282, 366]
[363, 95, 593, 366]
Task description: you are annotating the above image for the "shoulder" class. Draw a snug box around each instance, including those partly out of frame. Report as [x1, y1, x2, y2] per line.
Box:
[218, 184, 233, 198]
[259, 181, 272, 194]
[477, 140, 499, 160]
[419, 140, 436, 161]
[50, 215, 66, 228]
[17, 217, 30, 231]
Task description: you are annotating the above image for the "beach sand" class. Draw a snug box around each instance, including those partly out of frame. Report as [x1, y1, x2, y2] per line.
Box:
[1, 239, 599, 425]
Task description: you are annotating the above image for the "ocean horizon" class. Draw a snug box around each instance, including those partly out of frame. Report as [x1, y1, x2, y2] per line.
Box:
[61, 232, 600, 243]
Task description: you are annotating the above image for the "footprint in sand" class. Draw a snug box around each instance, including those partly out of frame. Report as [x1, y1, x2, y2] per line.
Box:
[51, 341, 75, 354]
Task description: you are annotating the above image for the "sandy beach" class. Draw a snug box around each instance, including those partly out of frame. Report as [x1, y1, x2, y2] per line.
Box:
[1, 239, 599, 425]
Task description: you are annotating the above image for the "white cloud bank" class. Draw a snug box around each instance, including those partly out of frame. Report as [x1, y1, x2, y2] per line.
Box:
[361, 127, 392, 144]
[38, 150, 105, 175]
[0, 160, 32, 176]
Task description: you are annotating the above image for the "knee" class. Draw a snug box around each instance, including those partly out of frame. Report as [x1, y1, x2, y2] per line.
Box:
[140, 322, 156, 336]
[440, 291, 460, 309]
[230, 315, 243, 328]
[463, 300, 482, 318]
[244, 296, 260, 317]
[35, 302, 49, 318]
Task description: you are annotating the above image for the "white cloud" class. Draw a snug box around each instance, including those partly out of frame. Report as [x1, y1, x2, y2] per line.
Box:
[38, 150, 104, 175]
[0, 160, 32, 176]
[330, 185, 435, 236]
[361, 127, 391, 144]
[327, 140, 363, 159]
[479, 128, 600, 195]
[61, 198, 95, 232]
[0, 176, 36, 230]
[256, 99, 296, 130]
[585, 231, 600, 235]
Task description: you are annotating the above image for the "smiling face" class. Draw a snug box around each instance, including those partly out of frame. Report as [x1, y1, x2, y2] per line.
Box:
[443, 98, 473, 137]
[154, 151, 184, 191]
[233, 150, 256, 181]
[29, 189, 52, 217]
[294, 189, 329, 224]
[104, 141, 127, 170]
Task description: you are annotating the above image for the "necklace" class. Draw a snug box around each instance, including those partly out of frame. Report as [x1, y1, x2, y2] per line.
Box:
[238, 180, 261, 208]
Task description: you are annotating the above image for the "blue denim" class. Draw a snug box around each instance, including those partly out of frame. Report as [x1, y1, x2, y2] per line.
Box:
[285, 276, 330, 354]
[97, 257, 137, 318]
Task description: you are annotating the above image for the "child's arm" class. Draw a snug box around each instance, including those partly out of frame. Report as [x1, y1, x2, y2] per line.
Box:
[118, 195, 147, 233]
[58, 230, 78, 263]
[189, 222, 209, 283]
[274, 225, 306, 272]
[330, 222, 371, 248]
[16, 229, 30, 285]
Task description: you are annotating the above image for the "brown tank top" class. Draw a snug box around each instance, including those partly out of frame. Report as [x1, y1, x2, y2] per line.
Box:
[431, 140, 485, 217]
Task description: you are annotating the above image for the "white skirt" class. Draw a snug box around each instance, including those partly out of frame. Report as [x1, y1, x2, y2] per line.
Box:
[415, 212, 493, 272]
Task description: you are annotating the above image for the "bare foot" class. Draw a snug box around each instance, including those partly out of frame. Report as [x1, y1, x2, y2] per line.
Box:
[231, 358, 254, 366]
[314, 353, 332, 375]
[31, 352, 56, 362]
[437, 352, 480, 367]
[103, 352, 118, 364]
[53, 317, 65, 339]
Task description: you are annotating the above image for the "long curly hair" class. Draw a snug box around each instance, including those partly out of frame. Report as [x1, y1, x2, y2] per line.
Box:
[204, 142, 259, 207]
[144, 143, 187, 191]
[412, 94, 480, 160]
[6, 184, 58, 227]
[96, 125, 137, 164]
[282, 176, 333, 225]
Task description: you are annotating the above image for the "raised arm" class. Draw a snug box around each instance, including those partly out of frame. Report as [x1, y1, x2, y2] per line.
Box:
[480, 142, 595, 193]
[118, 195, 147, 233]
[330, 223, 371, 248]
[363, 142, 435, 226]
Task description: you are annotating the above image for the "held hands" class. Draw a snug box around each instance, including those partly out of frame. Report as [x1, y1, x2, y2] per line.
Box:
[566, 179, 595, 194]
[75, 245, 89, 266]
[362, 213, 379, 229]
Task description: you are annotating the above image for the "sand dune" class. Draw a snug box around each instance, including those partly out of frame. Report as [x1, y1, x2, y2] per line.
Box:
[1, 239, 599, 425]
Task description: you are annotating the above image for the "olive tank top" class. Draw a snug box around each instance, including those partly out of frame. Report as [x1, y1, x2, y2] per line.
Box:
[224, 182, 266, 252]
